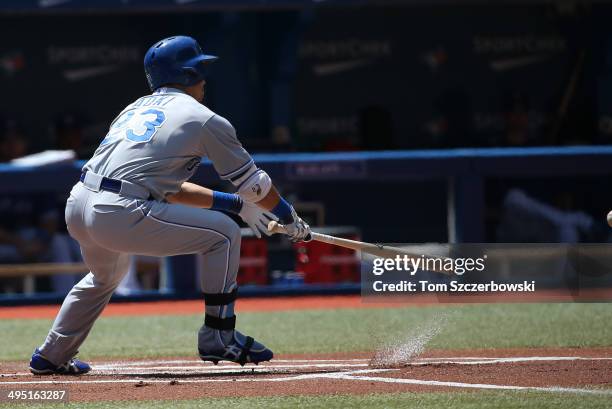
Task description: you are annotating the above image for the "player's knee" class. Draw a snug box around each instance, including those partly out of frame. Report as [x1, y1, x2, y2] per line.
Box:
[224, 219, 242, 247]
[204, 212, 241, 253]
[215, 219, 241, 255]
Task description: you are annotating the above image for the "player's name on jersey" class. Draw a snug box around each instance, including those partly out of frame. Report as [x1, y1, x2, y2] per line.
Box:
[131, 95, 175, 108]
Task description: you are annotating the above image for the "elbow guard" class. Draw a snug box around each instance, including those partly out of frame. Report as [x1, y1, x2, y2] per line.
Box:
[234, 165, 272, 203]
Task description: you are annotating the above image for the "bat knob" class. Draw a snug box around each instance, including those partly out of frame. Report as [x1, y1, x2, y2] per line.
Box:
[267, 220, 280, 233]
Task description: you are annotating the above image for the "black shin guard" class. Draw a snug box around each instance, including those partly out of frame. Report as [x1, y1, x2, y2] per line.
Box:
[203, 288, 237, 306]
[203, 288, 238, 330]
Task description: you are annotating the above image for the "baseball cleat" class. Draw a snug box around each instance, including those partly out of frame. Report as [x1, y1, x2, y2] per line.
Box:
[29, 349, 91, 375]
[198, 331, 273, 365]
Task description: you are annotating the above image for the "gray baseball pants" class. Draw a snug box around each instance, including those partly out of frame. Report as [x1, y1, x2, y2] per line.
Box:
[38, 181, 240, 365]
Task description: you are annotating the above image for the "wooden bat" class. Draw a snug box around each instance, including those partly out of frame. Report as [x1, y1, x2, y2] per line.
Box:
[267, 221, 453, 275]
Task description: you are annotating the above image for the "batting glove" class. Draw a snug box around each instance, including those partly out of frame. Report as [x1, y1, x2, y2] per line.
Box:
[284, 206, 312, 242]
[238, 201, 278, 239]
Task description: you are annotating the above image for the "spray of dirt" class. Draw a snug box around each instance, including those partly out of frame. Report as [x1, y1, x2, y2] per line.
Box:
[369, 312, 450, 368]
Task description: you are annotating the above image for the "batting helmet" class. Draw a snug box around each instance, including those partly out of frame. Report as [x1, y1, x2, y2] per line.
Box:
[144, 36, 218, 91]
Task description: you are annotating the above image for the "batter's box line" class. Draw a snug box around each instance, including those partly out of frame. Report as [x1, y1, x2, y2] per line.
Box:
[0, 369, 393, 385]
[91, 358, 369, 368]
[93, 363, 370, 371]
[333, 373, 612, 396]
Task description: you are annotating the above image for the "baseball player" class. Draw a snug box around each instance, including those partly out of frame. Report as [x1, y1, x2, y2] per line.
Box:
[29, 35, 311, 375]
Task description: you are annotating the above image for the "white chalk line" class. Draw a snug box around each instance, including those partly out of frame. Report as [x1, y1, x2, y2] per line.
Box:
[93, 358, 369, 368]
[93, 363, 370, 371]
[413, 356, 612, 365]
[0, 369, 391, 385]
[4, 356, 611, 377]
[418, 356, 612, 362]
[332, 374, 612, 396]
[0, 367, 609, 396]
[3, 363, 370, 377]
[88, 355, 612, 369]
[2, 356, 610, 396]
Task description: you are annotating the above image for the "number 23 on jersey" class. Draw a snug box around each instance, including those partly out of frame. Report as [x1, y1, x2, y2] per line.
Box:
[101, 108, 166, 146]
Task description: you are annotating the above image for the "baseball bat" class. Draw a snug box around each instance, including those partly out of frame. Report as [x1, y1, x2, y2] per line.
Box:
[267, 221, 453, 275]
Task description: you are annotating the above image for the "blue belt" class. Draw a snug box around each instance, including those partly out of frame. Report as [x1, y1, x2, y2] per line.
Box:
[80, 171, 122, 194]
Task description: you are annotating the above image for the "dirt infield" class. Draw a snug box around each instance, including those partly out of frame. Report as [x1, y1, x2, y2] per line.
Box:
[1, 348, 611, 402]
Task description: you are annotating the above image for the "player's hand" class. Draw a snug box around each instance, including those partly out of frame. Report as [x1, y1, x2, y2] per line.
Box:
[284, 207, 312, 242]
[238, 201, 278, 239]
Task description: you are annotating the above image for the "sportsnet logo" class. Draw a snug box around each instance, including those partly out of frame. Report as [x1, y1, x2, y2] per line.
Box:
[47, 45, 140, 81]
[300, 39, 392, 76]
[473, 35, 567, 72]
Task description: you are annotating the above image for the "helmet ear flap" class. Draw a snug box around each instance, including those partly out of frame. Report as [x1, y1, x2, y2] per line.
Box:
[183, 67, 198, 76]
[182, 66, 202, 85]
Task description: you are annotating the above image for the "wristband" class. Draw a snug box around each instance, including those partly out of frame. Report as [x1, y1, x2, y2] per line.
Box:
[211, 191, 243, 214]
[271, 197, 294, 224]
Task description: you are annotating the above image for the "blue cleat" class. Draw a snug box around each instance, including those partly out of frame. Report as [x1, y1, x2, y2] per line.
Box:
[198, 331, 273, 366]
[29, 349, 91, 375]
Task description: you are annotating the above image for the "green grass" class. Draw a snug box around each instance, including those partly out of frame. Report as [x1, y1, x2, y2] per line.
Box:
[1, 303, 611, 361]
[1, 303, 611, 408]
[2, 391, 611, 409]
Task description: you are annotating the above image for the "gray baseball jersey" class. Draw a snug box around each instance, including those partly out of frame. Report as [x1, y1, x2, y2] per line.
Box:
[84, 87, 254, 200]
[37, 88, 255, 365]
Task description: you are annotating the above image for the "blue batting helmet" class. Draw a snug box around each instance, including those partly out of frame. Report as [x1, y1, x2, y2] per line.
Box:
[144, 36, 218, 91]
